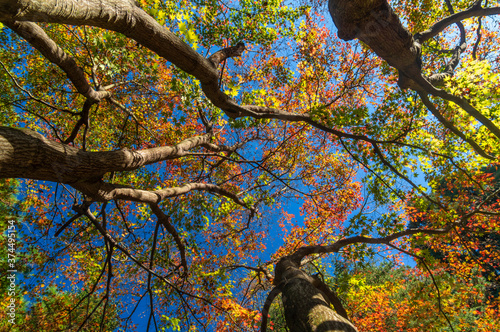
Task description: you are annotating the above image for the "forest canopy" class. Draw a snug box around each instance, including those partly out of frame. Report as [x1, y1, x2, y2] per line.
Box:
[0, 0, 499, 331]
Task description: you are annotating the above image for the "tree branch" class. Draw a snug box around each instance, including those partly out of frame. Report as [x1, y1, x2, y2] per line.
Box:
[311, 274, 349, 320]
[4, 20, 110, 102]
[0, 127, 212, 183]
[427, 0, 467, 86]
[260, 287, 281, 332]
[289, 227, 452, 264]
[416, 3, 500, 43]
[149, 203, 188, 272]
[64, 99, 93, 145]
[417, 92, 493, 159]
[208, 42, 245, 67]
[71, 181, 254, 214]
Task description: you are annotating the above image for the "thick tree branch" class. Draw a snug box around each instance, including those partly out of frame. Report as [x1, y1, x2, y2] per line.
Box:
[311, 274, 349, 320]
[273, 257, 358, 331]
[0, 126, 214, 182]
[7, 1, 249, 118]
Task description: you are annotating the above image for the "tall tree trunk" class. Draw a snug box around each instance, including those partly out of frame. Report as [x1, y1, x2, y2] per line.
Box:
[274, 258, 358, 332]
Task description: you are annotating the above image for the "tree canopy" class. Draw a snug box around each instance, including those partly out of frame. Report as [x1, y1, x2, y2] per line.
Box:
[0, 0, 499, 331]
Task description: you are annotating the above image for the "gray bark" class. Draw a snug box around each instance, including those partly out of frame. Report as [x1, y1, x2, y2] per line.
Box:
[328, 0, 421, 85]
[327, 0, 500, 155]
[0, 127, 254, 206]
[274, 258, 358, 332]
[0, 126, 211, 183]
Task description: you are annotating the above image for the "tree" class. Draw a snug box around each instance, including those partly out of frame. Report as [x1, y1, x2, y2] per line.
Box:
[0, 0, 499, 331]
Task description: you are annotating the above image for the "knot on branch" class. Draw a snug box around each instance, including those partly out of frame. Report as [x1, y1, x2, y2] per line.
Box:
[208, 42, 246, 67]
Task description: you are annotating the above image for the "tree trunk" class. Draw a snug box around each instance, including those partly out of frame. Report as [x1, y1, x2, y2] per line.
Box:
[274, 258, 358, 332]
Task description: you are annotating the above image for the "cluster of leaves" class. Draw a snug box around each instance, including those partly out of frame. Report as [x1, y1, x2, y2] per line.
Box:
[336, 262, 499, 331]
[0, 179, 120, 331]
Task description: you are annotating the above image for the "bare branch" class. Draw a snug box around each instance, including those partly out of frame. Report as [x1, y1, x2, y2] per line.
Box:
[150, 203, 188, 272]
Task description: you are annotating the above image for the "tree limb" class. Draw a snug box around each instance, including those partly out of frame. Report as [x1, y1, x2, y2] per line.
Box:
[208, 42, 245, 67]
[4, 20, 110, 102]
[149, 203, 188, 272]
[260, 287, 281, 332]
[416, 3, 500, 43]
[311, 274, 349, 320]
[0, 126, 213, 183]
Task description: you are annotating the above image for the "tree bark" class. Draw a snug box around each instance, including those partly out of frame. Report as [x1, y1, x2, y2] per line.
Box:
[0, 126, 210, 183]
[274, 258, 358, 332]
[328, 0, 421, 86]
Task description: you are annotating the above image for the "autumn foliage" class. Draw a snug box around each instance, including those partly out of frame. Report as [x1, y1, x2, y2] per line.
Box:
[0, 0, 500, 331]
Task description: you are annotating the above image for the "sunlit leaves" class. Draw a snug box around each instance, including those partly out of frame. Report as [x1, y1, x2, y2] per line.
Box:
[337, 262, 500, 331]
[1, 0, 500, 330]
